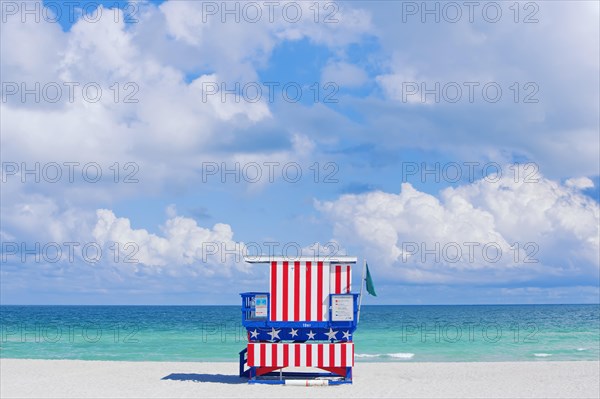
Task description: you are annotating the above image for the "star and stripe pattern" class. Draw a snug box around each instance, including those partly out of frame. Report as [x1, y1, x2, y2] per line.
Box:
[269, 261, 352, 322]
[247, 342, 354, 368]
[248, 327, 352, 342]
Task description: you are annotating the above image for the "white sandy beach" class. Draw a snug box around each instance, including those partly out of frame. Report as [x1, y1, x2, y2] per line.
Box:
[1, 359, 598, 398]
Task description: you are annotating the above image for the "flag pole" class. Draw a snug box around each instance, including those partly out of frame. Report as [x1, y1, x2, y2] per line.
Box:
[357, 258, 366, 323]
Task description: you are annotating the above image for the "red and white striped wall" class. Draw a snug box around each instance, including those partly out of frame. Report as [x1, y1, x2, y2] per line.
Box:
[269, 261, 352, 322]
[248, 342, 354, 368]
[330, 263, 352, 295]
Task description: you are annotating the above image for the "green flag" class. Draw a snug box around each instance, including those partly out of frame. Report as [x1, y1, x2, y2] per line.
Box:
[365, 263, 377, 297]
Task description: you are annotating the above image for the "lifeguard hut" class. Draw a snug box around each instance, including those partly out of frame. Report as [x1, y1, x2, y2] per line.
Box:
[238, 256, 360, 385]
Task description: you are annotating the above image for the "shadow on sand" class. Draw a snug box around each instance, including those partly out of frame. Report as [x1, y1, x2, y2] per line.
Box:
[162, 373, 246, 384]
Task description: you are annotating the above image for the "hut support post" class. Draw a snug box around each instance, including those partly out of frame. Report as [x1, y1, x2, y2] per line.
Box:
[357, 258, 366, 323]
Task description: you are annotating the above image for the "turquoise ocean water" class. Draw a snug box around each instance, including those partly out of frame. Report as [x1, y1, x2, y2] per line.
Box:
[1, 305, 598, 362]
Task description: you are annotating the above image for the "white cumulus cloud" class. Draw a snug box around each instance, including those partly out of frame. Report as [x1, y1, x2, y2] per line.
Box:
[316, 165, 599, 285]
[92, 209, 249, 276]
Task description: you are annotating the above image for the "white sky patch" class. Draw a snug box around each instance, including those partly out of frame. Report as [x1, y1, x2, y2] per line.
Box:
[565, 177, 594, 190]
[376, 67, 434, 105]
[165, 204, 178, 218]
[0, 193, 94, 244]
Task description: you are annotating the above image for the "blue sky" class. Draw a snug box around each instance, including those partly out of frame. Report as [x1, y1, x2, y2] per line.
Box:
[1, 1, 599, 305]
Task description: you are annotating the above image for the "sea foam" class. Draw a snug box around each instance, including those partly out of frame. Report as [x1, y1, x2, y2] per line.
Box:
[355, 353, 415, 359]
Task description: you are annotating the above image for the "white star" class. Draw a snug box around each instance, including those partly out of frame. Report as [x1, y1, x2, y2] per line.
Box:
[289, 328, 298, 338]
[325, 328, 338, 341]
[267, 327, 281, 341]
[250, 329, 259, 339]
[306, 330, 316, 340]
[342, 331, 352, 340]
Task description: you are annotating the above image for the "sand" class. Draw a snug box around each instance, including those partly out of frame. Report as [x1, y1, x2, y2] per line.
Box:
[1, 359, 598, 398]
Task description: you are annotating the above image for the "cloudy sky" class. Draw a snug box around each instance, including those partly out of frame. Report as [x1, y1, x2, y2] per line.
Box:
[1, 0, 598, 305]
